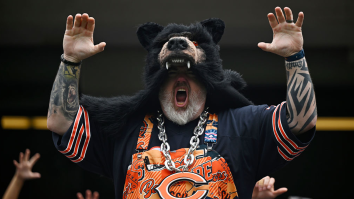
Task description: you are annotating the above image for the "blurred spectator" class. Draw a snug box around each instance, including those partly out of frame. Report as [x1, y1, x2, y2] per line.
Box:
[2, 149, 41, 199]
[252, 176, 288, 199]
[2, 149, 100, 199]
[77, 190, 99, 199]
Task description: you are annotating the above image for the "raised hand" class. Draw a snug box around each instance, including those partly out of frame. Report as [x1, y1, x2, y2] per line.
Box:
[258, 7, 304, 57]
[63, 13, 106, 63]
[77, 190, 100, 199]
[252, 176, 288, 199]
[13, 149, 41, 180]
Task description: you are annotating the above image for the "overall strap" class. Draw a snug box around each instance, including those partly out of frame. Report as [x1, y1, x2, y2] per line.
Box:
[204, 113, 218, 151]
[136, 114, 154, 152]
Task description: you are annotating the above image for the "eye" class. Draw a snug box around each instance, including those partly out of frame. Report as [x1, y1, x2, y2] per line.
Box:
[192, 41, 198, 47]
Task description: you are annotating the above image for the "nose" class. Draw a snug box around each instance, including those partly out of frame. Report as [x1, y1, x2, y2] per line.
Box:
[177, 76, 187, 83]
[167, 38, 188, 51]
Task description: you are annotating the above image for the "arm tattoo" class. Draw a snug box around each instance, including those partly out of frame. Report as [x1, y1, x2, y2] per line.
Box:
[285, 58, 317, 135]
[48, 62, 81, 121]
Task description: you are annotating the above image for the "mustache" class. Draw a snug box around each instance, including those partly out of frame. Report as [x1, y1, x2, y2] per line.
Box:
[174, 81, 190, 89]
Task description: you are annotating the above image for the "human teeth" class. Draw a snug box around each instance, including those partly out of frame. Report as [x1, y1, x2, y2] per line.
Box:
[178, 89, 186, 91]
[166, 62, 169, 70]
[187, 61, 190, 69]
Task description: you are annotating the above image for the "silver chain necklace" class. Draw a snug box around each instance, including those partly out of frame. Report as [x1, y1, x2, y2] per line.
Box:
[156, 108, 209, 172]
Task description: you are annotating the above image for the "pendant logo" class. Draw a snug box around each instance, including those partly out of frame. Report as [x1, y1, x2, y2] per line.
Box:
[155, 172, 209, 199]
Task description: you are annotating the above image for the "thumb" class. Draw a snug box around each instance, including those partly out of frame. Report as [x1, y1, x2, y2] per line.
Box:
[273, 187, 288, 197]
[31, 172, 41, 179]
[93, 42, 106, 54]
[258, 42, 272, 52]
[13, 160, 19, 168]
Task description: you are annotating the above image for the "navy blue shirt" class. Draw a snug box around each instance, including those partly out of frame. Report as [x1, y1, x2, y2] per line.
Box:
[53, 102, 315, 199]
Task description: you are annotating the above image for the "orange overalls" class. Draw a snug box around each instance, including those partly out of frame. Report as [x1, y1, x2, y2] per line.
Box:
[123, 114, 239, 199]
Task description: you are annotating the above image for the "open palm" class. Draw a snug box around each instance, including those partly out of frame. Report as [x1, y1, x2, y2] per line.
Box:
[63, 13, 106, 63]
[14, 149, 41, 180]
[258, 7, 304, 57]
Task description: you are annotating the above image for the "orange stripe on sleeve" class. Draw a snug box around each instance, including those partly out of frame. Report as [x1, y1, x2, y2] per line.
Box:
[59, 106, 83, 154]
[72, 106, 91, 163]
[66, 125, 85, 158]
[277, 102, 307, 151]
[272, 104, 302, 157]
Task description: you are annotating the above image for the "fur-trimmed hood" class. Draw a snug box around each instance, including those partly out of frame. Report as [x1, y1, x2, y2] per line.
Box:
[81, 18, 253, 136]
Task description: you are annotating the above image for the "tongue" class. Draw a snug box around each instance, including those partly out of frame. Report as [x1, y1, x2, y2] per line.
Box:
[176, 92, 187, 103]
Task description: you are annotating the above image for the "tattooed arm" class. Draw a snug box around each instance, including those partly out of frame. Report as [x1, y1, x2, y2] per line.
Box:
[47, 62, 81, 134]
[285, 58, 317, 135]
[258, 7, 317, 135]
[47, 13, 105, 135]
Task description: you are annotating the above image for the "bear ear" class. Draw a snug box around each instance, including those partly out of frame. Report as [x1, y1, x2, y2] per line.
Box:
[137, 22, 164, 50]
[200, 18, 225, 44]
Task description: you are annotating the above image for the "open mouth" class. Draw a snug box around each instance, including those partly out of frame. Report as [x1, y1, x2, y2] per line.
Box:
[175, 87, 188, 107]
[173, 76, 190, 108]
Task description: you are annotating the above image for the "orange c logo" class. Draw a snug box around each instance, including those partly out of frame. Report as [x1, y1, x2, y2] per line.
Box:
[155, 172, 209, 199]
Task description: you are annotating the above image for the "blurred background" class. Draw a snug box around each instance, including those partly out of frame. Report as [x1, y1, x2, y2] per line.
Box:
[1, 0, 353, 198]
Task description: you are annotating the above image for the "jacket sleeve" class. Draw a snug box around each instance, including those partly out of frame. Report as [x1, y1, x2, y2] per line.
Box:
[52, 105, 114, 179]
[256, 101, 315, 179]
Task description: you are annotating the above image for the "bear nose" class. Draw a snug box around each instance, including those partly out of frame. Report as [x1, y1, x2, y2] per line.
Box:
[167, 38, 188, 51]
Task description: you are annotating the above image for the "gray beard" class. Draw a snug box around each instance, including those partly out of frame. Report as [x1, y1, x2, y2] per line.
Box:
[159, 89, 206, 125]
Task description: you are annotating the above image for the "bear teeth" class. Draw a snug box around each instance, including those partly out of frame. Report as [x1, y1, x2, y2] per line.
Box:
[165, 60, 191, 70]
[172, 59, 184, 63]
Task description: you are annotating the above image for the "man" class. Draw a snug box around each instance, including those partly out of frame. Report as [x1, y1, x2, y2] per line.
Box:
[48, 7, 316, 199]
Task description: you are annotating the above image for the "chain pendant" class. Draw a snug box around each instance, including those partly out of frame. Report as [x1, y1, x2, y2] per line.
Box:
[157, 108, 209, 172]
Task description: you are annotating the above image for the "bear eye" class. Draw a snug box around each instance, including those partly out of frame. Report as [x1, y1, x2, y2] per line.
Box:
[192, 41, 198, 47]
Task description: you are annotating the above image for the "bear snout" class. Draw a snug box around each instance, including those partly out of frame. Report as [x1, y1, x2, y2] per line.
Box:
[167, 38, 189, 51]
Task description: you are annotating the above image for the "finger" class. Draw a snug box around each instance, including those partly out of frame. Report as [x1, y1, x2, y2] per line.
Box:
[81, 13, 89, 29]
[66, 15, 74, 30]
[267, 13, 278, 28]
[87, 17, 95, 32]
[29, 153, 40, 166]
[274, 187, 288, 196]
[284, 7, 293, 21]
[24, 149, 30, 162]
[19, 152, 24, 163]
[77, 192, 84, 199]
[257, 178, 264, 191]
[258, 42, 272, 52]
[74, 13, 82, 27]
[93, 42, 106, 54]
[93, 191, 99, 199]
[268, 177, 275, 189]
[263, 176, 270, 190]
[275, 7, 286, 23]
[295, 12, 304, 27]
[31, 172, 41, 179]
[86, 189, 92, 199]
[13, 160, 19, 168]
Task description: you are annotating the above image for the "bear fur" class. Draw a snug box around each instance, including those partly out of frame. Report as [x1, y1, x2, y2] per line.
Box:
[80, 18, 253, 136]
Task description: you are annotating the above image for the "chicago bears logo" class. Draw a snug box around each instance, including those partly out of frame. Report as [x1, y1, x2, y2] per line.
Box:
[155, 172, 209, 199]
